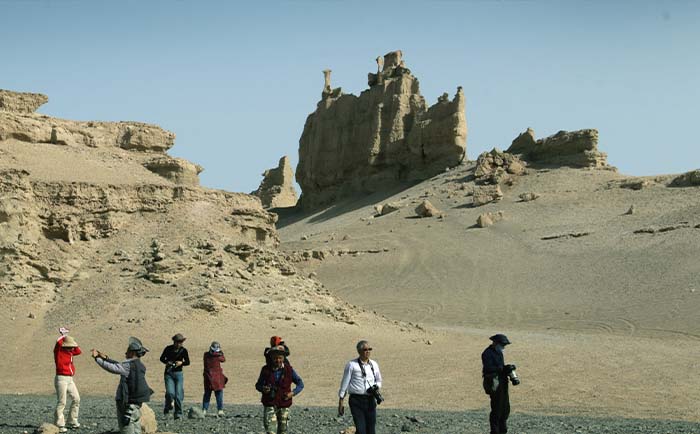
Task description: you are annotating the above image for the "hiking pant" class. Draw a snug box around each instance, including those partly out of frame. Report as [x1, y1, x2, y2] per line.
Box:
[116, 401, 141, 434]
[263, 405, 289, 434]
[54, 375, 80, 428]
[489, 382, 510, 434]
[349, 394, 377, 434]
[202, 388, 224, 411]
[164, 370, 184, 417]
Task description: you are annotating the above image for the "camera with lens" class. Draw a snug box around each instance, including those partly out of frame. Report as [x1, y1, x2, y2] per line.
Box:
[121, 405, 134, 426]
[165, 361, 178, 373]
[367, 384, 384, 405]
[504, 364, 520, 386]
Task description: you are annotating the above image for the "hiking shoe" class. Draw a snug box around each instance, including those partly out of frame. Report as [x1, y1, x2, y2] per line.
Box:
[58, 428, 68, 433]
[202, 409, 207, 417]
[69, 422, 81, 429]
[217, 409, 225, 417]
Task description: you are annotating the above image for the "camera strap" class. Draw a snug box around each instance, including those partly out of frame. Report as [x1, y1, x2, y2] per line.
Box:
[356, 358, 377, 388]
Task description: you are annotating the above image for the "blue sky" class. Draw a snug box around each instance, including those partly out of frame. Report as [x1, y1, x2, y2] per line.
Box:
[2, 1, 698, 193]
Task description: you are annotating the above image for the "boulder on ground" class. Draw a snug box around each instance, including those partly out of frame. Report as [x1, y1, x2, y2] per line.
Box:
[252, 156, 298, 208]
[519, 192, 540, 202]
[473, 185, 503, 206]
[375, 202, 401, 216]
[0, 89, 48, 113]
[477, 211, 504, 228]
[187, 405, 205, 419]
[140, 403, 157, 433]
[669, 169, 700, 187]
[620, 179, 654, 190]
[34, 423, 59, 434]
[415, 200, 440, 217]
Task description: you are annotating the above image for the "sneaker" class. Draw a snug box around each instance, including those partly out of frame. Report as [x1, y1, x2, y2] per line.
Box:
[58, 428, 68, 433]
[217, 410, 225, 417]
[202, 409, 207, 417]
[69, 422, 81, 429]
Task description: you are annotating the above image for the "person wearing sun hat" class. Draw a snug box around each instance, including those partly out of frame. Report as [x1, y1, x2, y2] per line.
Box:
[159, 333, 190, 419]
[482, 333, 519, 434]
[202, 341, 228, 417]
[255, 345, 304, 434]
[53, 327, 82, 432]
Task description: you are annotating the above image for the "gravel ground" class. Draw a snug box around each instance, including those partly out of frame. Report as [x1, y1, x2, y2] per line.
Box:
[2, 395, 698, 434]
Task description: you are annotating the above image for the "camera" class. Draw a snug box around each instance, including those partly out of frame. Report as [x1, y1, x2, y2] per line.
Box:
[505, 364, 520, 386]
[121, 405, 134, 426]
[367, 384, 384, 405]
[165, 361, 178, 373]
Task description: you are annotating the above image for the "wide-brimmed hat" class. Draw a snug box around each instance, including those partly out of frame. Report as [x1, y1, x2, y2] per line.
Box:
[171, 333, 186, 342]
[268, 345, 286, 356]
[489, 334, 511, 345]
[62, 336, 78, 348]
[127, 336, 149, 354]
[210, 341, 221, 352]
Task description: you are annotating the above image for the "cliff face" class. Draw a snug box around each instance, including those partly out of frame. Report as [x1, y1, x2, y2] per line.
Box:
[0, 90, 279, 299]
[296, 50, 466, 210]
[252, 156, 298, 209]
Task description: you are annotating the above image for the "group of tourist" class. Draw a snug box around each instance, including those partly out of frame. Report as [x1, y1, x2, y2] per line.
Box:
[53, 327, 517, 434]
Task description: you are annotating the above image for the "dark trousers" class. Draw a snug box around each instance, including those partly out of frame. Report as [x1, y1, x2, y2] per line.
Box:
[489, 382, 510, 434]
[349, 394, 376, 434]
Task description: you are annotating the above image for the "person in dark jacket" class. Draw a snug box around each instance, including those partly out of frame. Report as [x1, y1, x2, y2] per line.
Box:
[482, 334, 519, 434]
[92, 337, 153, 434]
[255, 345, 304, 434]
[159, 333, 190, 419]
[202, 341, 228, 417]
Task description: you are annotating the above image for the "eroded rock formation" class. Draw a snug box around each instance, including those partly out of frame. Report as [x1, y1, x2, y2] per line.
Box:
[0, 89, 48, 113]
[507, 128, 610, 169]
[252, 156, 298, 209]
[296, 50, 467, 210]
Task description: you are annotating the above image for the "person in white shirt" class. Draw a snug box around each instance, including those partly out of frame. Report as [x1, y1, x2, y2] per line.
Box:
[338, 340, 383, 434]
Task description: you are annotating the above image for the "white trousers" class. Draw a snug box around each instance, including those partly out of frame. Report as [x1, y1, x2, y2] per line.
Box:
[54, 375, 80, 427]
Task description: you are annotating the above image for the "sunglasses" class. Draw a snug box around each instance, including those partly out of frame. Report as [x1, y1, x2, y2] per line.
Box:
[361, 347, 372, 351]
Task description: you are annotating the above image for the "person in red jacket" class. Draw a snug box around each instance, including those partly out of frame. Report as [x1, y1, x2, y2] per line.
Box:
[255, 345, 304, 434]
[53, 327, 81, 433]
[202, 341, 228, 417]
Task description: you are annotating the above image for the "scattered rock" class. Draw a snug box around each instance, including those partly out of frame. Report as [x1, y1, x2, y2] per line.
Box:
[140, 403, 157, 433]
[624, 205, 635, 215]
[33, 423, 59, 434]
[519, 192, 540, 202]
[375, 202, 401, 216]
[187, 405, 205, 419]
[476, 211, 504, 228]
[475, 149, 526, 184]
[620, 179, 654, 190]
[473, 185, 503, 206]
[414, 200, 440, 218]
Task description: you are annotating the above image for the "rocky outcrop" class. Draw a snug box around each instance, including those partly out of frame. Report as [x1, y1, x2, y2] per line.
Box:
[669, 169, 700, 187]
[0, 89, 48, 113]
[296, 50, 467, 210]
[252, 156, 298, 208]
[476, 211, 504, 228]
[507, 128, 609, 169]
[473, 185, 503, 207]
[475, 149, 526, 185]
[0, 111, 174, 152]
[143, 156, 203, 186]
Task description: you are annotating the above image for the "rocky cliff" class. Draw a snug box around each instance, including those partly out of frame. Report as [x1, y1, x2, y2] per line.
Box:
[507, 128, 610, 169]
[252, 156, 298, 209]
[296, 50, 467, 210]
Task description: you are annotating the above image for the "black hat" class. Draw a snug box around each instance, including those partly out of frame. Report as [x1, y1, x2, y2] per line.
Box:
[489, 334, 511, 345]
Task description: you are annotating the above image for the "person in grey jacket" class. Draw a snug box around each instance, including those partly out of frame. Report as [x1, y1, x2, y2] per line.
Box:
[92, 337, 153, 434]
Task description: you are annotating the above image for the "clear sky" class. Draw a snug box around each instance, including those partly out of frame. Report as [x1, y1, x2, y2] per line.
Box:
[2, 1, 699, 193]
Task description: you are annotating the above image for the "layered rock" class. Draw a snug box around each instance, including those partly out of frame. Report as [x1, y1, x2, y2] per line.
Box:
[0, 89, 48, 113]
[296, 50, 467, 210]
[507, 128, 609, 169]
[143, 156, 203, 186]
[474, 149, 526, 185]
[0, 111, 174, 152]
[669, 169, 700, 187]
[252, 156, 298, 208]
